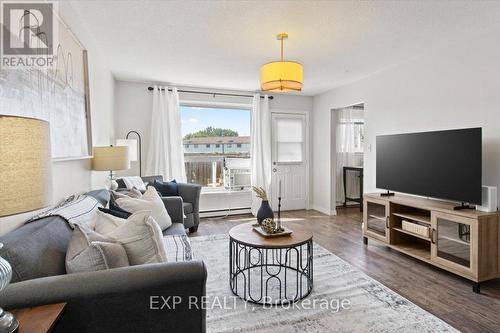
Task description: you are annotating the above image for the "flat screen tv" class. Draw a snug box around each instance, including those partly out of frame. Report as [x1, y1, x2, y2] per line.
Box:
[376, 128, 482, 204]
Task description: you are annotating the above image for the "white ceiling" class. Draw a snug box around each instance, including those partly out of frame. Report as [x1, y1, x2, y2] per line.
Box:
[63, 0, 500, 96]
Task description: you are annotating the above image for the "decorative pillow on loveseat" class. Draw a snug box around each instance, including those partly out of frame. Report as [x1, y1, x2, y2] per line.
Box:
[153, 179, 178, 197]
[105, 211, 168, 265]
[115, 186, 172, 230]
[66, 225, 129, 274]
[98, 206, 131, 220]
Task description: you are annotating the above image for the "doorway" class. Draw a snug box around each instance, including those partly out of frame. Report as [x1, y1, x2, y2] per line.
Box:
[271, 112, 309, 211]
[332, 104, 364, 209]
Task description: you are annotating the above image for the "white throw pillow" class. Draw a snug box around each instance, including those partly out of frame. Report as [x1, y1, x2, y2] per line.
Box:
[120, 176, 147, 192]
[66, 225, 130, 274]
[107, 211, 168, 265]
[116, 186, 172, 230]
[93, 210, 127, 235]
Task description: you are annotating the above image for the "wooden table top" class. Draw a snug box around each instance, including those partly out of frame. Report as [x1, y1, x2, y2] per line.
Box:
[229, 222, 313, 248]
[11, 303, 66, 333]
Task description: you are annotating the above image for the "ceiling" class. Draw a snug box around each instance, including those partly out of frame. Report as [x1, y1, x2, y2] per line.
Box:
[63, 0, 500, 96]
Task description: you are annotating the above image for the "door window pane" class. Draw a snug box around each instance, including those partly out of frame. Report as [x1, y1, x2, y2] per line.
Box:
[276, 117, 304, 163]
[277, 143, 303, 163]
[277, 118, 303, 142]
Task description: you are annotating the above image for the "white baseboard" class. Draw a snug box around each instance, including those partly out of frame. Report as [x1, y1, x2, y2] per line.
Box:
[200, 208, 252, 218]
[312, 204, 335, 216]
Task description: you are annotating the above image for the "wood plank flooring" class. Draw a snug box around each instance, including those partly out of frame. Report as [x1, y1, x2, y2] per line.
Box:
[191, 208, 500, 333]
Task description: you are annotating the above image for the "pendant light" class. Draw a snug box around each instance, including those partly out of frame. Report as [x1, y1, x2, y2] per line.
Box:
[260, 33, 303, 92]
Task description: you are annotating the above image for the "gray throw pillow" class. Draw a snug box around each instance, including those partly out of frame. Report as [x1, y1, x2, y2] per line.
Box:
[66, 225, 129, 274]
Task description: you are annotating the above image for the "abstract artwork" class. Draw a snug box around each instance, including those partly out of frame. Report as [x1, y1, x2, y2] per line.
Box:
[0, 12, 92, 160]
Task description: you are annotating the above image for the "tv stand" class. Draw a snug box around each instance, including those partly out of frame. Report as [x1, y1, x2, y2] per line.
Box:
[453, 202, 475, 210]
[363, 193, 500, 293]
[380, 190, 395, 197]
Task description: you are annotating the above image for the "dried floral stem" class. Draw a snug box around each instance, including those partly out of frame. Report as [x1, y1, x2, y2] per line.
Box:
[252, 186, 268, 201]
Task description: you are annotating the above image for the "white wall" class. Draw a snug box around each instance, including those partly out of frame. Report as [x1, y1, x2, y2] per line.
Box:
[114, 80, 313, 211]
[312, 26, 500, 214]
[0, 3, 115, 234]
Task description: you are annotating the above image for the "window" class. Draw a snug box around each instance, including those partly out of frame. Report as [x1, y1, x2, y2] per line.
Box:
[275, 117, 304, 163]
[181, 105, 251, 189]
[338, 120, 364, 153]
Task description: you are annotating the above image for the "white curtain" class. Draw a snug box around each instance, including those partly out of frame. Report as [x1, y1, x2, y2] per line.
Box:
[335, 106, 363, 204]
[250, 94, 272, 215]
[145, 86, 187, 182]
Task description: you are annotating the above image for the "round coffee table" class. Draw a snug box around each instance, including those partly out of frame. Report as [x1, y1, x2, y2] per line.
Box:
[229, 222, 313, 305]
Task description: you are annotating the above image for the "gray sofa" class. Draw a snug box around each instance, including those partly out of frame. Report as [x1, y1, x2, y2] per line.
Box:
[0, 190, 207, 333]
[142, 176, 202, 233]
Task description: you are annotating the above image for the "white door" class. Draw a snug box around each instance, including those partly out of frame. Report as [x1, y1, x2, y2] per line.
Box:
[271, 113, 308, 211]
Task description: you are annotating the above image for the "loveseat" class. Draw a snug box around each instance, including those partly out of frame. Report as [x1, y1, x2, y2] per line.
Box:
[142, 176, 202, 232]
[0, 190, 207, 333]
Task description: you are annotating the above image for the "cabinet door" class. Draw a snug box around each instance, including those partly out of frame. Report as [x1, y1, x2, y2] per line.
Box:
[431, 212, 477, 278]
[363, 199, 390, 243]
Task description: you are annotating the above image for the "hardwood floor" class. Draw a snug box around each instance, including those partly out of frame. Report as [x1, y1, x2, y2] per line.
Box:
[191, 208, 500, 333]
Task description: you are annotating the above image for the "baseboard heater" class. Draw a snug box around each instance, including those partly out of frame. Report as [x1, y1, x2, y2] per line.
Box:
[200, 207, 251, 218]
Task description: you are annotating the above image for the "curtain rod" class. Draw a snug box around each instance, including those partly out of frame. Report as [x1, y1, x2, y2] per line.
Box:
[147, 86, 273, 100]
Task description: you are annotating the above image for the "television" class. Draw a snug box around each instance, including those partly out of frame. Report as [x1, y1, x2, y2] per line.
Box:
[376, 128, 482, 204]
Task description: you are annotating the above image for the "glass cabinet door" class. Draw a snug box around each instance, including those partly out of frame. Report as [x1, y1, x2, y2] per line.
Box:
[364, 200, 389, 242]
[431, 212, 476, 276]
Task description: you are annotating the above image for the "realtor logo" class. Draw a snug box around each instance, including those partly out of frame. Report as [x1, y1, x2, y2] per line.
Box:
[1, 0, 57, 67]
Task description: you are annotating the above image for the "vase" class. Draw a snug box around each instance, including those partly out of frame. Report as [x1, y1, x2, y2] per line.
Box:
[0, 244, 18, 333]
[257, 200, 274, 225]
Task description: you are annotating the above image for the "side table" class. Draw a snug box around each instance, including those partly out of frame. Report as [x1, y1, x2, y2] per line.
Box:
[11, 303, 66, 333]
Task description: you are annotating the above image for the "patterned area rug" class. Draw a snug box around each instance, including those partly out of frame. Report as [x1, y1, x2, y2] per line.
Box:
[190, 234, 458, 333]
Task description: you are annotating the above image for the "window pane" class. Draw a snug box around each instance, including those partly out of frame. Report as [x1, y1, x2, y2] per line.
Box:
[277, 142, 303, 163]
[181, 106, 251, 189]
[277, 118, 303, 143]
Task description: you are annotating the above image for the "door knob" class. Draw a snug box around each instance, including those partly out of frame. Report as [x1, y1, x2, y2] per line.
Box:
[273, 168, 277, 172]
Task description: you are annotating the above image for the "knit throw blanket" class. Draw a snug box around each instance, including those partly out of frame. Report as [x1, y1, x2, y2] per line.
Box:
[26, 195, 102, 228]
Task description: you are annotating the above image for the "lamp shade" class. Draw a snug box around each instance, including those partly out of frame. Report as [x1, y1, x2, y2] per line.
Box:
[260, 61, 303, 92]
[92, 146, 130, 171]
[116, 139, 138, 161]
[0, 116, 51, 217]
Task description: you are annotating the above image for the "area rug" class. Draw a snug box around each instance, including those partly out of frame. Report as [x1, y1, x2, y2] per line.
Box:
[190, 234, 458, 333]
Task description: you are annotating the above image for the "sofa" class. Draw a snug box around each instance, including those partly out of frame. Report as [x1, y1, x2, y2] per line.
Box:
[141, 176, 202, 233]
[0, 190, 207, 333]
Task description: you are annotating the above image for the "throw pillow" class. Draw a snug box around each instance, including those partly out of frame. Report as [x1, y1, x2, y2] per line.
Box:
[116, 178, 127, 189]
[120, 176, 147, 192]
[111, 188, 143, 201]
[163, 234, 193, 262]
[66, 225, 129, 274]
[107, 211, 168, 265]
[116, 186, 172, 230]
[153, 179, 178, 197]
[98, 206, 131, 219]
[94, 210, 127, 234]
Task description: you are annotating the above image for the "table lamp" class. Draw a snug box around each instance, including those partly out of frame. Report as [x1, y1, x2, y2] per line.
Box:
[92, 146, 130, 189]
[0, 115, 51, 332]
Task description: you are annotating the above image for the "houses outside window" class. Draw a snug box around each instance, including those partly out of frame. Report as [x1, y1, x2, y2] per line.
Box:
[180, 105, 251, 189]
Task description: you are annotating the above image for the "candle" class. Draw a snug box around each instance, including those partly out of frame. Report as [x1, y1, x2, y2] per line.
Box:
[279, 180, 282, 198]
